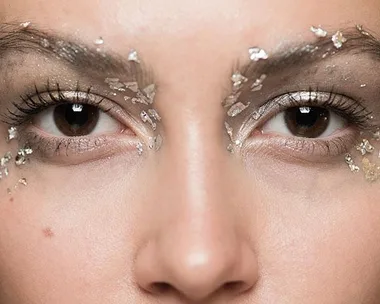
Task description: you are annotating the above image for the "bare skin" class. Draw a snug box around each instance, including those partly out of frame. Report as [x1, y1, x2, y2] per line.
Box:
[1, 0, 380, 303]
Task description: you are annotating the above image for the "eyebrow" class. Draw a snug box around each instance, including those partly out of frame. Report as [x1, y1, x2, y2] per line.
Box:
[240, 26, 380, 78]
[0, 23, 152, 84]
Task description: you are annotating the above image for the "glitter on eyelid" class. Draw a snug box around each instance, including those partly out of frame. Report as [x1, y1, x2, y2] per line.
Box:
[248, 47, 269, 61]
[356, 139, 375, 156]
[223, 92, 241, 108]
[128, 49, 140, 63]
[332, 31, 347, 49]
[227, 102, 250, 117]
[147, 109, 161, 121]
[251, 74, 267, 92]
[149, 135, 163, 151]
[125, 82, 139, 93]
[143, 84, 156, 104]
[6, 127, 18, 142]
[252, 107, 265, 121]
[310, 26, 328, 38]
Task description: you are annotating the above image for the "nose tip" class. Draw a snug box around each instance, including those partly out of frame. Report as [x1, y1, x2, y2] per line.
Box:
[134, 237, 258, 301]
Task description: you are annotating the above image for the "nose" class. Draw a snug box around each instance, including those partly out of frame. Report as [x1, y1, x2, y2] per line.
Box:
[134, 125, 259, 302]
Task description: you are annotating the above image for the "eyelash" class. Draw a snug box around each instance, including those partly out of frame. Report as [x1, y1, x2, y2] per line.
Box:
[2, 81, 113, 126]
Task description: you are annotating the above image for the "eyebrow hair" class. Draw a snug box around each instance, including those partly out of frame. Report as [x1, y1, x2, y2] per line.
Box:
[240, 26, 380, 78]
[0, 23, 152, 84]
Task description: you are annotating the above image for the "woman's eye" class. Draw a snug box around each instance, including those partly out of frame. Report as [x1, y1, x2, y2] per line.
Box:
[34, 103, 122, 137]
[261, 106, 347, 138]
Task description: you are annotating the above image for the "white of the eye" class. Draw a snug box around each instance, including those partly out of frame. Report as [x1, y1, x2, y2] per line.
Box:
[34, 106, 120, 137]
[262, 109, 346, 138]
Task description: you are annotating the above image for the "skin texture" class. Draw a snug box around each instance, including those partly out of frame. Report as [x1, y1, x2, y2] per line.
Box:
[1, 0, 380, 303]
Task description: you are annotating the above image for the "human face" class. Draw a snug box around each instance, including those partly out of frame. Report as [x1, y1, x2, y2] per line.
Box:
[1, 0, 380, 303]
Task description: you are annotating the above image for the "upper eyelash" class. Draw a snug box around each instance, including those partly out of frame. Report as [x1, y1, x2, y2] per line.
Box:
[262, 88, 375, 130]
[1, 80, 112, 126]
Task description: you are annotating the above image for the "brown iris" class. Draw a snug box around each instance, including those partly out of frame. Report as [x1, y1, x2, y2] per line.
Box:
[284, 106, 330, 138]
[54, 104, 99, 136]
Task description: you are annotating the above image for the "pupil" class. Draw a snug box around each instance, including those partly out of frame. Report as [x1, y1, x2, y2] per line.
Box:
[54, 104, 99, 136]
[284, 107, 330, 138]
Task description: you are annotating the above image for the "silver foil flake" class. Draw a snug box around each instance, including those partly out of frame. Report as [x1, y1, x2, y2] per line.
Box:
[251, 107, 265, 120]
[248, 47, 269, 61]
[251, 74, 267, 92]
[18, 178, 28, 186]
[356, 24, 370, 37]
[227, 144, 234, 153]
[142, 84, 156, 104]
[125, 82, 139, 93]
[140, 111, 157, 131]
[15, 145, 33, 166]
[227, 102, 250, 117]
[6, 127, 18, 142]
[310, 26, 328, 38]
[356, 139, 374, 156]
[332, 31, 347, 49]
[20, 22, 31, 28]
[41, 38, 50, 48]
[136, 142, 144, 156]
[223, 92, 241, 108]
[148, 135, 163, 151]
[372, 130, 380, 141]
[94, 37, 104, 45]
[345, 154, 360, 173]
[224, 122, 234, 140]
[105, 78, 127, 92]
[231, 72, 248, 92]
[128, 49, 140, 63]
[147, 109, 161, 121]
[1, 152, 12, 167]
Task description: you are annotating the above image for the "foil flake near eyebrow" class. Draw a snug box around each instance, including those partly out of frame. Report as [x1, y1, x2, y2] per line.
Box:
[128, 49, 140, 63]
[356, 24, 371, 37]
[249, 47, 269, 61]
[20, 22, 31, 29]
[332, 31, 347, 49]
[94, 37, 104, 45]
[310, 26, 328, 38]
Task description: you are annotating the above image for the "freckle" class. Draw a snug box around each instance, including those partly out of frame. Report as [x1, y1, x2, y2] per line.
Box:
[43, 227, 55, 238]
[9, 197, 14, 202]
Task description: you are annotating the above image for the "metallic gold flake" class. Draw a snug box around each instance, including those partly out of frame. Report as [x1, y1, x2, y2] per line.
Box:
[356, 24, 370, 37]
[18, 178, 28, 186]
[362, 158, 379, 182]
[356, 139, 374, 156]
[248, 47, 269, 61]
[310, 26, 328, 38]
[15, 145, 33, 166]
[332, 31, 347, 49]
[227, 102, 250, 117]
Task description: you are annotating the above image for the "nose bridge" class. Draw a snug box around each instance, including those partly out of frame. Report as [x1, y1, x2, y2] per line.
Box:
[133, 102, 258, 301]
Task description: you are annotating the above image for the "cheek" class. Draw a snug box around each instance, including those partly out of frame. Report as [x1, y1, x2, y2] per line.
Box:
[255, 176, 380, 302]
[0, 159, 141, 302]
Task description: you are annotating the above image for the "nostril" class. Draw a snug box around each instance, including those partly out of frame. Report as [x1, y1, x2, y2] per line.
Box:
[150, 282, 172, 294]
[223, 281, 251, 294]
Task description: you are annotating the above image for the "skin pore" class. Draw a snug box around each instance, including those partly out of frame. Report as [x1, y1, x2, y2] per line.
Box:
[1, 0, 380, 303]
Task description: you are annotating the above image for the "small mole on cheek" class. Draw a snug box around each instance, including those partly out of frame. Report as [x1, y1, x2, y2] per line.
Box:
[9, 197, 14, 202]
[42, 227, 55, 238]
